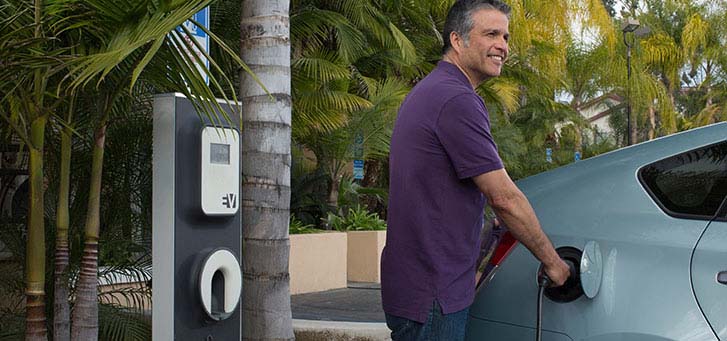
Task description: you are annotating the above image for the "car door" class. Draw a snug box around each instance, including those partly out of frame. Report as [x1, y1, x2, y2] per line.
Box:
[673, 141, 727, 340]
[692, 163, 727, 340]
[692, 209, 727, 340]
[631, 139, 727, 340]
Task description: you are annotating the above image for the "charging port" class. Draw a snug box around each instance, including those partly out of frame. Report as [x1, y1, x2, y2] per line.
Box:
[544, 246, 584, 303]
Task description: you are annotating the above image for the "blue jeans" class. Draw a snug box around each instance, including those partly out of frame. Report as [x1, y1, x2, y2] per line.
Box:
[385, 300, 469, 341]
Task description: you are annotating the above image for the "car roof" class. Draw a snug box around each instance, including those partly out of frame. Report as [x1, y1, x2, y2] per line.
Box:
[518, 122, 727, 187]
[516, 122, 726, 206]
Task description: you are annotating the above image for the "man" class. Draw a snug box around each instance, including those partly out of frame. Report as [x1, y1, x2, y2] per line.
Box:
[381, 1, 571, 340]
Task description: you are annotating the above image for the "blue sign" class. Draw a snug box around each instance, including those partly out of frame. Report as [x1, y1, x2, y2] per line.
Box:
[546, 148, 552, 163]
[574, 151, 581, 162]
[353, 159, 364, 180]
[177, 8, 210, 84]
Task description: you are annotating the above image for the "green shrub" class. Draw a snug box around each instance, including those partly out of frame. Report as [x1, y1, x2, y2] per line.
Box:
[326, 205, 387, 231]
[289, 215, 325, 234]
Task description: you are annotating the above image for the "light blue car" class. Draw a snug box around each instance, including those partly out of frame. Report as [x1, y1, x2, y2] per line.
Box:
[468, 122, 727, 341]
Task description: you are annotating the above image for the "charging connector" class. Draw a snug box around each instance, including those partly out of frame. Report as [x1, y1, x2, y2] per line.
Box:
[535, 246, 584, 341]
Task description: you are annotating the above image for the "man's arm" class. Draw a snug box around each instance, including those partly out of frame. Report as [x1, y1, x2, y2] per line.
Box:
[473, 168, 570, 286]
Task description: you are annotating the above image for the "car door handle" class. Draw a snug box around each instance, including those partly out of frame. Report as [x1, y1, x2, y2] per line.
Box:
[718, 271, 727, 285]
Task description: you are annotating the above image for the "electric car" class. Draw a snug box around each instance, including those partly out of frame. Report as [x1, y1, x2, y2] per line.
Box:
[468, 122, 727, 341]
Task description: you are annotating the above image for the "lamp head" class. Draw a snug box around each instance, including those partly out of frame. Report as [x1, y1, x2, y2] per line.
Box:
[622, 18, 640, 33]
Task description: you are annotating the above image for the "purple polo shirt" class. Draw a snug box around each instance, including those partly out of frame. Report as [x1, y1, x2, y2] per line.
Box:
[381, 61, 504, 323]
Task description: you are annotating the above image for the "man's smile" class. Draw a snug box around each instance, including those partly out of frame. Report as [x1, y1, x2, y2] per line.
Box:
[487, 54, 505, 62]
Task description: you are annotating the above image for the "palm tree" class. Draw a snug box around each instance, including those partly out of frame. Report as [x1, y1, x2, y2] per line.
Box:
[2, 1, 245, 340]
[0, 1, 66, 338]
[478, 0, 583, 176]
[289, 0, 419, 138]
[2, 0, 245, 339]
[673, 3, 727, 128]
[240, 0, 295, 339]
[52, 97, 75, 341]
[288, 0, 423, 217]
[634, 0, 721, 138]
[62, 0, 244, 338]
[41, 86, 155, 341]
[1, 4, 109, 339]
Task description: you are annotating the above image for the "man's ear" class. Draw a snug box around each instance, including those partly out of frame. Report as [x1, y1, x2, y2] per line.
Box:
[450, 31, 463, 53]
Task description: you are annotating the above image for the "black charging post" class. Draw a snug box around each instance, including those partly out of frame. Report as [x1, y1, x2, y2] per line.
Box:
[152, 93, 243, 340]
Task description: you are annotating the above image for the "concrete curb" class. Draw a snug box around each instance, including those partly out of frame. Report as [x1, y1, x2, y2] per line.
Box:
[293, 319, 391, 341]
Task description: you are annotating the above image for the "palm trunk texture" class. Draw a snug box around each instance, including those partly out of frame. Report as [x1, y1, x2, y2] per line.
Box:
[71, 123, 106, 341]
[629, 110, 638, 146]
[53, 127, 72, 341]
[26, 0, 48, 338]
[327, 173, 341, 212]
[648, 104, 656, 141]
[240, 0, 294, 339]
[26, 117, 48, 341]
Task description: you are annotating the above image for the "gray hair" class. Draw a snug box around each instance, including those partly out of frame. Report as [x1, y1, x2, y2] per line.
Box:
[442, 0, 511, 55]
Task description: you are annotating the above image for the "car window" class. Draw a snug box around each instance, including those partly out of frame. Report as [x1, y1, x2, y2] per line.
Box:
[639, 141, 727, 220]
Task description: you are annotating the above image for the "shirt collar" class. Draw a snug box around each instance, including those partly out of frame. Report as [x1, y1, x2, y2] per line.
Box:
[437, 60, 472, 88]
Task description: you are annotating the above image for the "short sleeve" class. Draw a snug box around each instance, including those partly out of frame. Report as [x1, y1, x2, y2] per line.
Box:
[435, 93, 504, 179]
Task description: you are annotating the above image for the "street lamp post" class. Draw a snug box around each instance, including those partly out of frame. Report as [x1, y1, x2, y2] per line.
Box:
[622, 17, 640, 146]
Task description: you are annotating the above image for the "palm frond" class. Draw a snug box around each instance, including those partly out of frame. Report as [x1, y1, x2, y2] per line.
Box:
[292, 106, 349, 138]
[479, 78, 522, 115]
[385, 22, 417, 64]
[681, 12, 709, 64]
[65, 0, 225, 98]
[98, 304, 151, 341]
[291, 8, 368, 63]
[297, 89, 372, 115]
[292, 51, 351, 82]
[641, 33, 684, 88]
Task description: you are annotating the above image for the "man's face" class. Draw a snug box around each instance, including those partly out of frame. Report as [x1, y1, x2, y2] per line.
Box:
[458, 9, 509, 83]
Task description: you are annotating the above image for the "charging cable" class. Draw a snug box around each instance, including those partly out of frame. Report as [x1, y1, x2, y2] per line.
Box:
[536, 258, 578, 341]
[536, 272, 551, 341]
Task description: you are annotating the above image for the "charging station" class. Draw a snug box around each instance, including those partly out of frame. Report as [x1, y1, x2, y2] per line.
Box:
[152, 93, 242, 340]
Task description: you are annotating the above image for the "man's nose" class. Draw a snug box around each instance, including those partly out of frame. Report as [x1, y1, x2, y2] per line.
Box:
[493, 40, 508, 54]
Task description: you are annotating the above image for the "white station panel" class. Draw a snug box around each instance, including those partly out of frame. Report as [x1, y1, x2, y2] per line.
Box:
[201, 126, 240, 215]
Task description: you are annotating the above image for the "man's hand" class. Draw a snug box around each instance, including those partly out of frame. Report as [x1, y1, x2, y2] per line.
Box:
[542, 257, 570, 287]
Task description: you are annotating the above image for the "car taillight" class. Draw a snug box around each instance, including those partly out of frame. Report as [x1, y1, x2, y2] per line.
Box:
[476, 230, 519, 290]
[489, 231, 518, 266]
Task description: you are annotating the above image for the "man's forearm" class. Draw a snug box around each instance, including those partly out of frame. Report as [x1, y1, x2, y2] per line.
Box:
[473, 169, 561, 266]
[473, 168, 570, 285]
[491, 191, 561, 266]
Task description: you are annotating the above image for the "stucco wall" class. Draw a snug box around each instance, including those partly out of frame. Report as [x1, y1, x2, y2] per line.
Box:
[99, 282, 151, 310]
[289, 232, 348, 294]
[347, 231, 386, 283]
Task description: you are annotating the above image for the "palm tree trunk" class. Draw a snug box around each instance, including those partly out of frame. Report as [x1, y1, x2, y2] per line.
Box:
[26, 116, 48, 341]
[325, 159, 345, 214]
[53, 122, 72, 341]
[629, 108, 638, 145]
[327, 173, 341, 212]
[71, 122, 106, 341]
[26, 0, 49, 338]
[240, 0, 294, 339]
[647, 103, 656, 140]
[574, 125, 582, 152]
